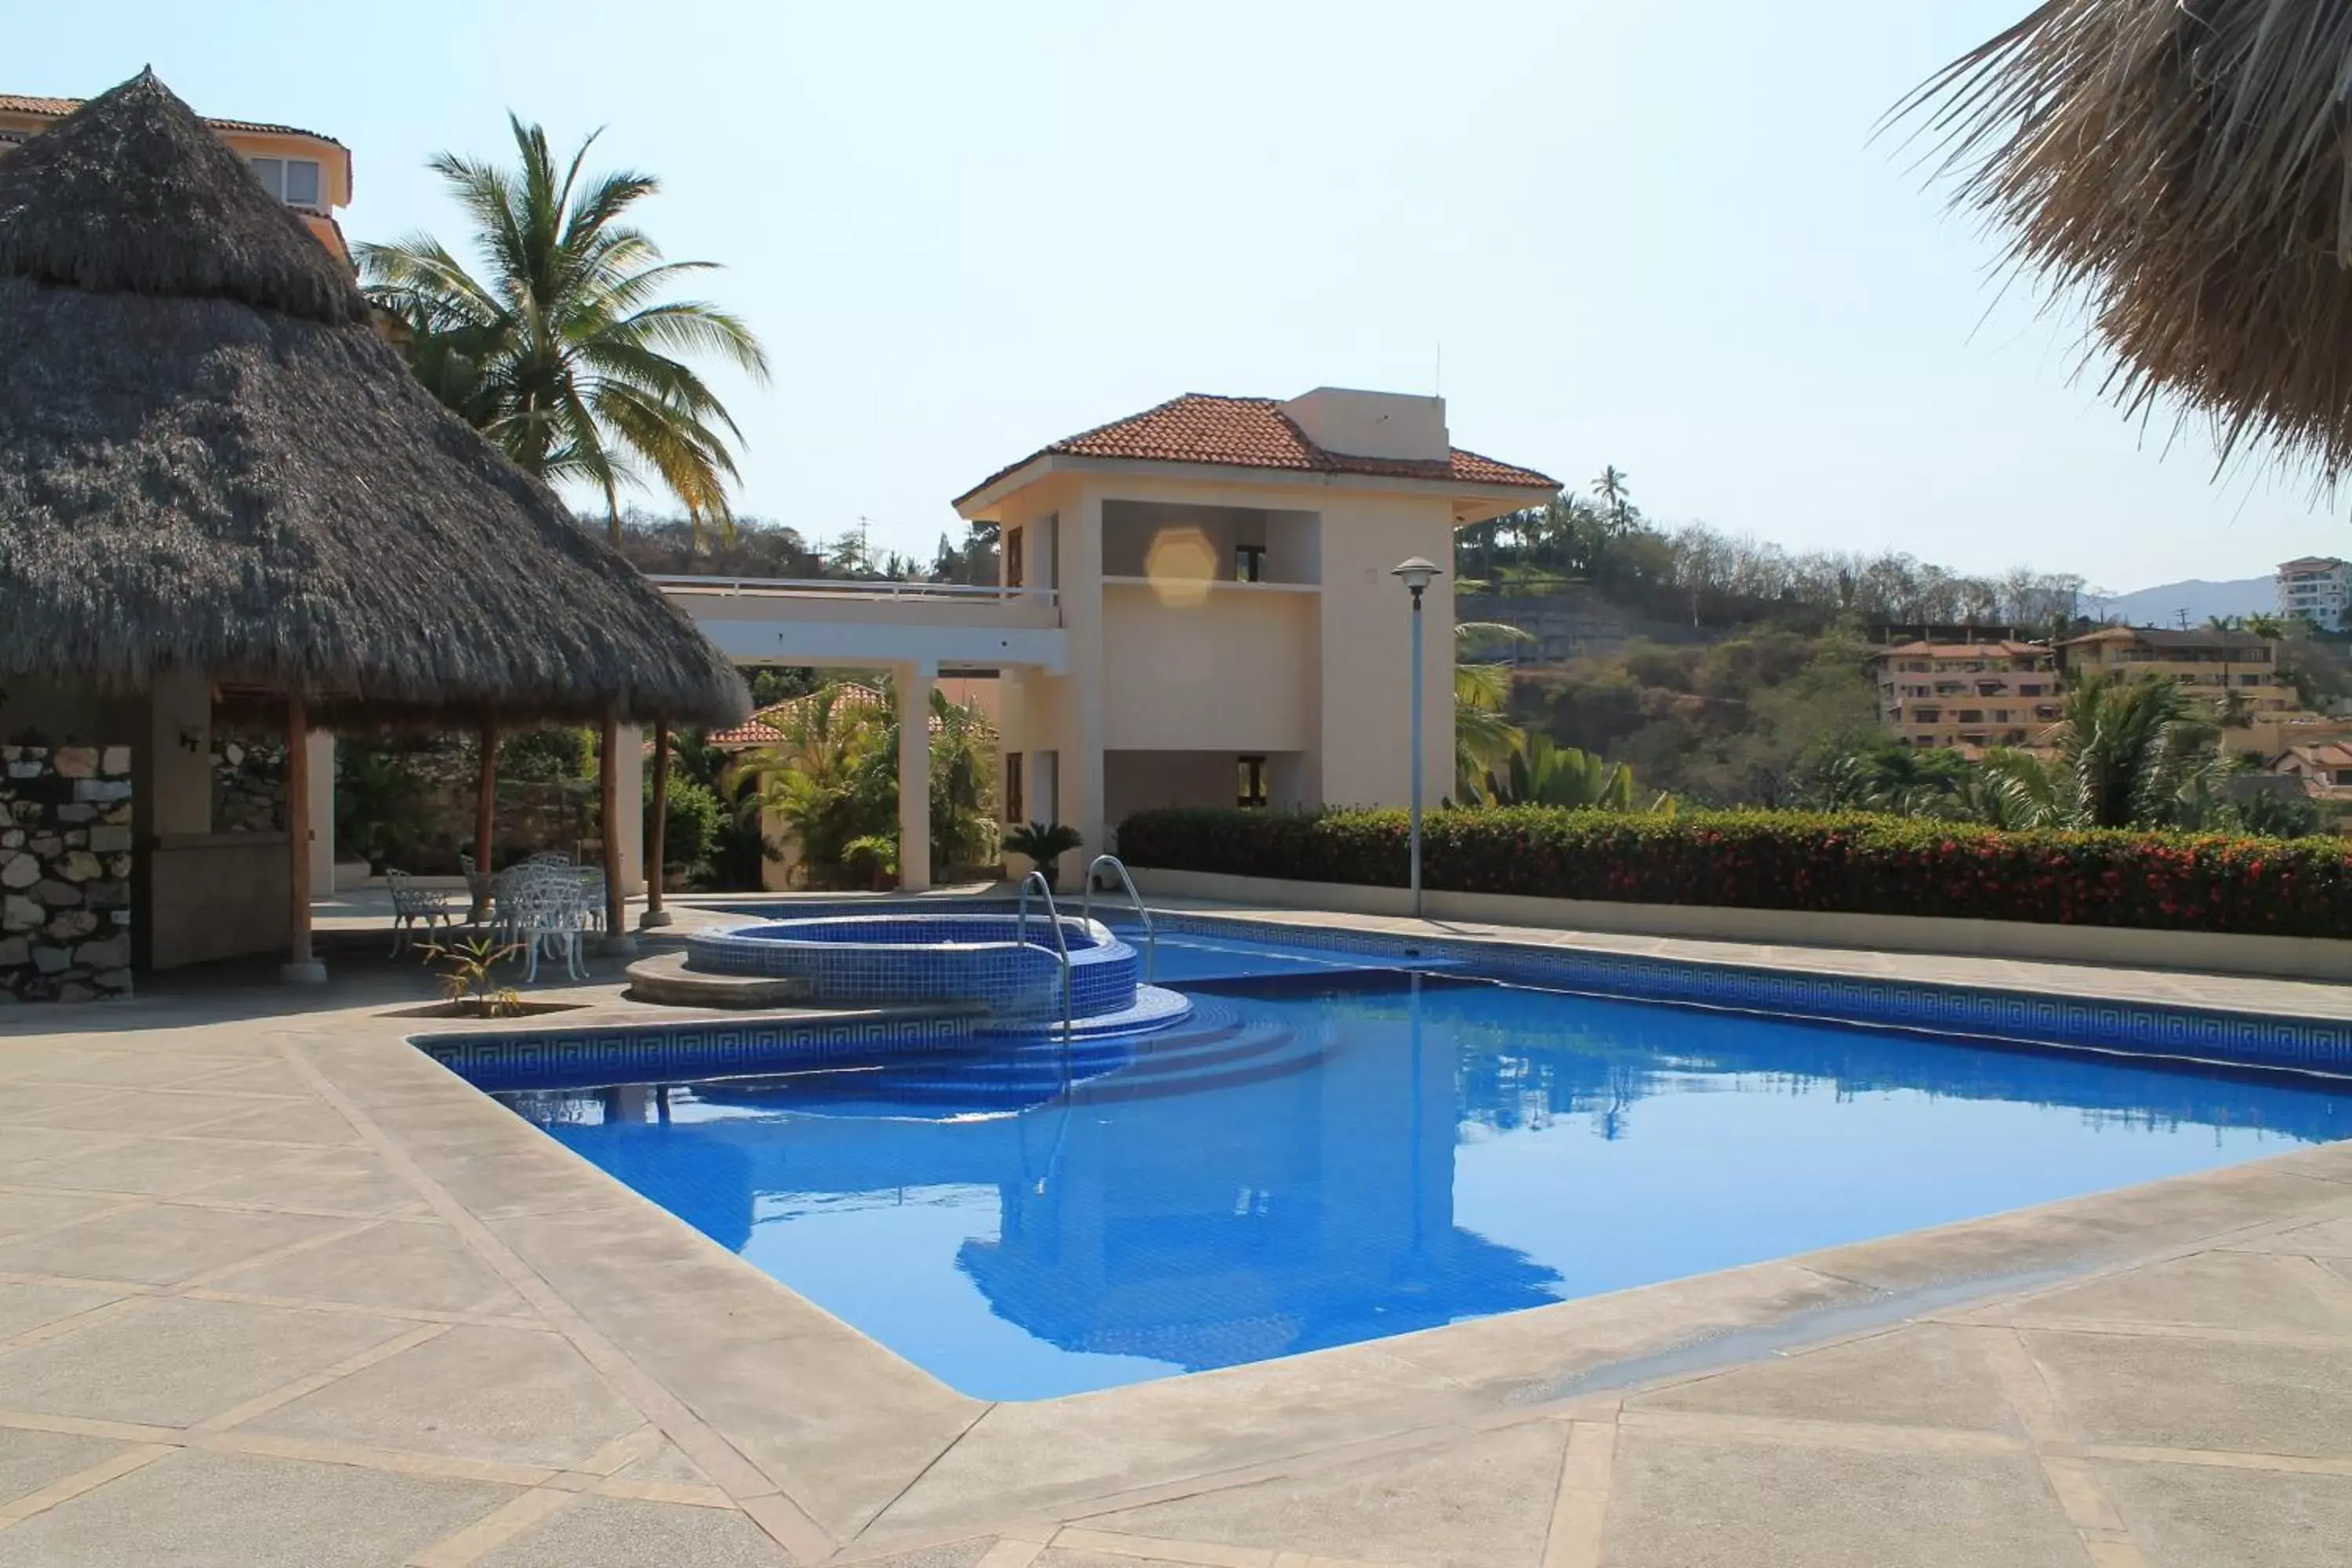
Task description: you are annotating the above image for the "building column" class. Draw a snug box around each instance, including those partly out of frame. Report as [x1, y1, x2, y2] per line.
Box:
[612, 724, 646, 896]
[305, 731, 336, 898]
[898, 659, 935, 892]
[1063, 492, 1109, 864]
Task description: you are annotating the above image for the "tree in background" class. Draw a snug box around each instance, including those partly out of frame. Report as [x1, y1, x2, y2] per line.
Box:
[748, 681, 998, 885]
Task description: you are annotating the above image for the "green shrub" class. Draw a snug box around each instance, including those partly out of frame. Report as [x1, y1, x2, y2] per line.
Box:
[646, 775, 726, 881]
[1115, 806, 2352, 939]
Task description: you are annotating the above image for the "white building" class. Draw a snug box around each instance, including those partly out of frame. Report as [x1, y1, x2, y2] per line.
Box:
[2276, 557, 2351, 630]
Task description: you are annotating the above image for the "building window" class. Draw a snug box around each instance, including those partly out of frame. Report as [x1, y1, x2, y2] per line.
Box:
[1957, 710, 1984, 724]
[1004, 753, 1025, 822]
[2239, 673, 2261, 687]
[2335, 769, 2352, 786]
[249, 156, 323, 208]
[1004, 526, 1024, 589]
[1914, 708, 1941, 724]
[1237, 755, 1269, 808]
[1234, 544, 1266, 583]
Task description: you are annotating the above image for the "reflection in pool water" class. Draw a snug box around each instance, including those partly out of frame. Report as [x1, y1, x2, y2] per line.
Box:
[502, 966, 2352, 1400]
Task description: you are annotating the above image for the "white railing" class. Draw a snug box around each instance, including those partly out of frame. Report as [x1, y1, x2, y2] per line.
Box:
[1080, 855, 1155, 983]
[1015, 872, 1076, 1046]
[650, 574, 1057, 610]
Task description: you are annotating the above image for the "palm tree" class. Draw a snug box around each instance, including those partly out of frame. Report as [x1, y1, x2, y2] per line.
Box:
[1454, 621, 1530, 797]
[359, 117, 768, 531]
[360, 116, 768, 934]
[1910, 5, 2352, 484]
[1484, 738, 1671, 813]
[1974, 675, 2223, 829]
[1591, 466, 1632, 532]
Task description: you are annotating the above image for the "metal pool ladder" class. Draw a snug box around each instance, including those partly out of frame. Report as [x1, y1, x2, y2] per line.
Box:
[1080, 855, 1156, 982]
[1015, 871, 1076, 1044]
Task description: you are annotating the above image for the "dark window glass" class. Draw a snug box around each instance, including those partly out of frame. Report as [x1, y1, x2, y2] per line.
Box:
[1237, 755, 1269, 808]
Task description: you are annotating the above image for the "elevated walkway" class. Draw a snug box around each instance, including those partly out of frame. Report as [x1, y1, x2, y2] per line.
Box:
[655, 575, 1067, 672]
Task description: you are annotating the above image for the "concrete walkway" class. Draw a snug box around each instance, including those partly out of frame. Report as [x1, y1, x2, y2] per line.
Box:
[0, 918, 2349, 1564]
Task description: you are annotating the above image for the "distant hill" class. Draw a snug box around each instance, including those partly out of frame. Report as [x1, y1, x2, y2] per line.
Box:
[2089, 575, 2274, 628]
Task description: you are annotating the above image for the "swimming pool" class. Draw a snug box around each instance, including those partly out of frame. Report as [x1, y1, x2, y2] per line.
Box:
[485, 927, 2352, 1400]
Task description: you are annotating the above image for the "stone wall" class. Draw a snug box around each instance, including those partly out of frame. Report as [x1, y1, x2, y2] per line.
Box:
[1, 745, 133, 1002]
[212, 730, 288, 833]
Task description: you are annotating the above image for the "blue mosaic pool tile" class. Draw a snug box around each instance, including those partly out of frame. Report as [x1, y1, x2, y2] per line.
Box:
[413, 1010, 977, 1090]
[688, 913, 1134, 1020]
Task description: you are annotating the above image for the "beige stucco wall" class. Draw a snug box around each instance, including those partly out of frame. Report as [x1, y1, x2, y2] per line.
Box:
[1101, 583, 1317, 752]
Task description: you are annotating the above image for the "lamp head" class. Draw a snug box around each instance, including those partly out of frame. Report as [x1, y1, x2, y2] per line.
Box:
[1390, 557, 1442, 597]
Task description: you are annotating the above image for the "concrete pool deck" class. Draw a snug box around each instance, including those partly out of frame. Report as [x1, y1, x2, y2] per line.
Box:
[0, 908, 2350, 1564]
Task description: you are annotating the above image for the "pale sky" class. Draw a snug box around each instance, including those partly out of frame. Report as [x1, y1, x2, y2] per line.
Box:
[16, 0, 2348, 590]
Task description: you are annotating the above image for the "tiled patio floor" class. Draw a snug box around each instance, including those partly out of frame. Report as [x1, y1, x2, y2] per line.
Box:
[1, 908, 2350, 1565]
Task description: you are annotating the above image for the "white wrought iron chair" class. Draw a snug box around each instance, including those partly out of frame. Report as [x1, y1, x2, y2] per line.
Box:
[386, 869, 455, 957]
[509, 866, 590, 983]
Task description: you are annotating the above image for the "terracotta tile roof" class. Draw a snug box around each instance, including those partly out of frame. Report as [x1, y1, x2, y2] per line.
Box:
[956, 394, 1559, 506]
[2278, 742, 2352, 771]
[706, 717, 789, 748]
[716, 683, 989, 750]
[1878, 640, 2050, 659]
[0, 91, 347, 147]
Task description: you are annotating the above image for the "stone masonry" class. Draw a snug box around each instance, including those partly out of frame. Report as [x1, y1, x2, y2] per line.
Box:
[0, 743, 133, 1002]
[212, 728, 288, 833]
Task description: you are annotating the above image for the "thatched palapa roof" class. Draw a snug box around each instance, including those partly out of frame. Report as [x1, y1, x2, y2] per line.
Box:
[0, 71, 749, 727]
[1909, 2, 2352, 487]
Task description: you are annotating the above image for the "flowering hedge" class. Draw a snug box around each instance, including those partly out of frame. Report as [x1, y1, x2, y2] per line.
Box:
[1114, 807, 2352, 939]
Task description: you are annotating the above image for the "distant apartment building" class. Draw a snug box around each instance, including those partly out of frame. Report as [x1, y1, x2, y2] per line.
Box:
[1869, 640, 2061, 753]
[2055, 627, 2300, 723]
[2276, 557, 2351, 631]
[0, 89, 352, 260]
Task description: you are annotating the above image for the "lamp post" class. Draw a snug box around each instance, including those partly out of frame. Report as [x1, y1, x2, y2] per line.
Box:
[1391, 557, 1441, 919]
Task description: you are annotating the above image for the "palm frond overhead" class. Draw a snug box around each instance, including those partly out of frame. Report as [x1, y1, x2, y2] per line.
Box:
[1906, 0, 2352, 483]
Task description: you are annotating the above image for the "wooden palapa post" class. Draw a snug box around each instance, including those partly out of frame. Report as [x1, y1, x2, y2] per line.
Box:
[281, 692, 325, 983]
[600, 710, 628, 946]
[642, 720, 673, 928]
[471, 716, 498, 923]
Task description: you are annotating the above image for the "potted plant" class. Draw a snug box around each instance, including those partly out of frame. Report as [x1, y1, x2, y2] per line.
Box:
[1004, 820, 1082, 891]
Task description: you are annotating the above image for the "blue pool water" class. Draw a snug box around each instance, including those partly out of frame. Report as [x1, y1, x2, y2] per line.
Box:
[500, 931, 2352, 1400]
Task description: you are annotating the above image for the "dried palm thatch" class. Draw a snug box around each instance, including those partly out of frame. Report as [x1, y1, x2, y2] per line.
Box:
[0, 71, 749, 728]
[1907, 1, 2352, 484]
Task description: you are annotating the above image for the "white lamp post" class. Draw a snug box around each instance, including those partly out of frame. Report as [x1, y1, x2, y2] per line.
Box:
[1391, 557, 1442, 918]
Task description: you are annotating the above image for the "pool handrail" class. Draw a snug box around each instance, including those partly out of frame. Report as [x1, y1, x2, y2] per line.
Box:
[1080, 855, 1155, 982]
[1014, 871, 1076, 1045]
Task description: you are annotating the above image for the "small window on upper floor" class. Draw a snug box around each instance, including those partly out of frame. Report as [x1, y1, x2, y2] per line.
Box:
[1234, 545, 1266, 583]
[1238, 755, 1269, 809]
[1004, 526, 1025, 589]
[249, 156, 324, 209]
